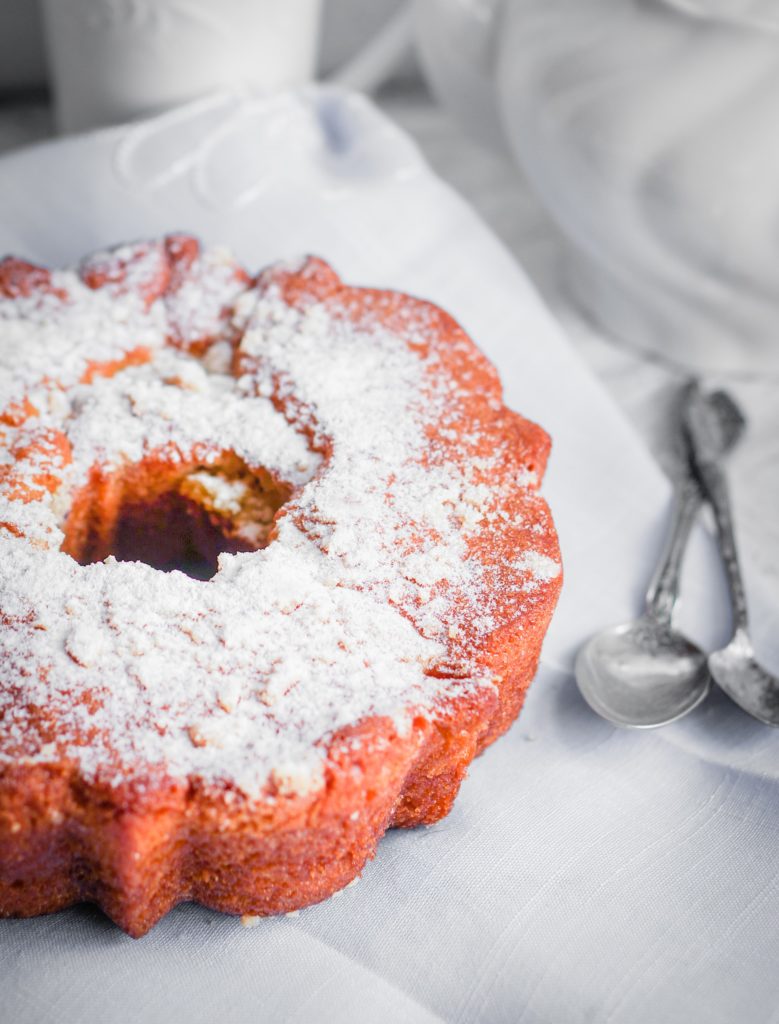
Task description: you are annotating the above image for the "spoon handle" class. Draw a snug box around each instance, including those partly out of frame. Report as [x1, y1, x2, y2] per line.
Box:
[645, 476, 701, 627]
[684, 387, 750, 632]
[646, 384, 745, 629]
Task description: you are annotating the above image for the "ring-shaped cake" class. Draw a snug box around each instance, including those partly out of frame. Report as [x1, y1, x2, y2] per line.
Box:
[0, 236, 561, 935]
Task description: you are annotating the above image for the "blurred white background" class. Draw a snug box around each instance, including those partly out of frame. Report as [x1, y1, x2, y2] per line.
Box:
[0, 0, 419, 95]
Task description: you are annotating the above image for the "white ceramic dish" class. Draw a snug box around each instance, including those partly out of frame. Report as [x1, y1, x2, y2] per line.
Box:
[416, 0, 779, 374]
[0, 89, 777, 1024]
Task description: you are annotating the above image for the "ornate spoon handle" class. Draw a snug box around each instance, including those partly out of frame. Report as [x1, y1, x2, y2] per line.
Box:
[683, 384, 750, 632]
[645, 477, 701, 628]
[646, 385, 744, 629]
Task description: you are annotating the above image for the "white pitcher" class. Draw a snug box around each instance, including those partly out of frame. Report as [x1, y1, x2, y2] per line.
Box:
[42, 0, 323, 134]
[415, 0, 779, 373]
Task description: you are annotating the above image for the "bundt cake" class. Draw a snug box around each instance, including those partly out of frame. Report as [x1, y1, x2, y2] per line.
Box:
[0, 235, 561, 936]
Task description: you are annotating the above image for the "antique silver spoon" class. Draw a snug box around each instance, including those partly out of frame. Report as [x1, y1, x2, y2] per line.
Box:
[683, 383, 779, 726]
[575, 386, 744, 728]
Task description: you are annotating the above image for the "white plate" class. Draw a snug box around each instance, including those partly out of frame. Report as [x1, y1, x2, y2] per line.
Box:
[1, 89, 777, 1024]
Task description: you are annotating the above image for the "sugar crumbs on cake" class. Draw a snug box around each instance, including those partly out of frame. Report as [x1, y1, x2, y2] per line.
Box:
[0, 242, 559, 801]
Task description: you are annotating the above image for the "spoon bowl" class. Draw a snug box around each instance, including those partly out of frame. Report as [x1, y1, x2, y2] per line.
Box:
[575, 384, 743, 729]
[576, 620, 710, 728]
[709, 628, 779, 727]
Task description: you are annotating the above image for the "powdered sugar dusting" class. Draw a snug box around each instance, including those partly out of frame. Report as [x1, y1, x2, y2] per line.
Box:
[0, 238, 560, 799]
[513, 551, 562, 592]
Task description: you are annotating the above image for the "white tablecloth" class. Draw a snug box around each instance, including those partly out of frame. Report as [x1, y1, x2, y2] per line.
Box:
[0, 87, 777, 1024]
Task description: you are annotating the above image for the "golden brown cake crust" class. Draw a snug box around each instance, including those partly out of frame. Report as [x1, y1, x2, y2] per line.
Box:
[0, 238, 561, 936]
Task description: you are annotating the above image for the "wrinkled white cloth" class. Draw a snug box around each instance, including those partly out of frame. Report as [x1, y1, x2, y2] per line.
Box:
[0, 89, 777, 1024]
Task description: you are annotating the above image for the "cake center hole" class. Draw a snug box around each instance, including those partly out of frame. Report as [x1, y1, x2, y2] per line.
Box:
[61, 459, 292, 581]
